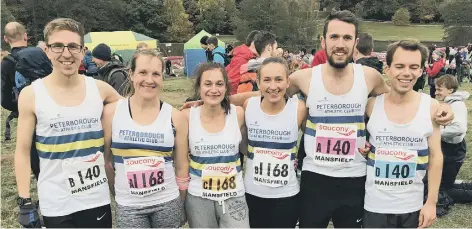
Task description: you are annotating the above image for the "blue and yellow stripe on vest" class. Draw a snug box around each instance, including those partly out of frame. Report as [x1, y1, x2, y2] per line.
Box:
[305, 115, 366, 138]
[367, 145, 429, 170]
[247, 139, 297, 160]
[36, 130, 104, 160]
[190, 154, 242, 177]
[111, 142, 173, 164]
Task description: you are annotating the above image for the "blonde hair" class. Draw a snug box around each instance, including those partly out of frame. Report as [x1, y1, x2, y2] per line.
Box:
[136, 42, 149, 50]
[43, 18, 85, 45]
[123, 49, 165, 97]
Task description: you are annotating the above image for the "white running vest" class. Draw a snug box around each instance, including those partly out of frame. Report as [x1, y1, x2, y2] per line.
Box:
[111, 99, 179, 207]
[188, 105, 245, 201]
[365, 93, 432, 214]
[303, 64, 368, 177]
[244, 96, 300, 198]
[33, 76, 110, 217]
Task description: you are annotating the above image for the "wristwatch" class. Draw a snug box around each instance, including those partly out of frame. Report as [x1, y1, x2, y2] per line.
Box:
[16, 197, 32, 206]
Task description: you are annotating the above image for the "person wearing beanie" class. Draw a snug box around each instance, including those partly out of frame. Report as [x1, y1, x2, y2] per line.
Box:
[92, 43, 127, 95]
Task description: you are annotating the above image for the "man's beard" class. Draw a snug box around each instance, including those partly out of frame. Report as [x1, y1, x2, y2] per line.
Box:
[327, 52, 353, 69]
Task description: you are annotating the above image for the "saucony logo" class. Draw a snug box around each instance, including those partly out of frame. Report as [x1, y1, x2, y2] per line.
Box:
[273, 154, 289, 160]
[395, 155, 415, 161]
[148, 161, 163, 167]
[337, 130, 356, 136]
[84, 153, 100, 162]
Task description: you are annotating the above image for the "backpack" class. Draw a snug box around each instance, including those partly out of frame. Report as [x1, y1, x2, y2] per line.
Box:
[95, 64, 129, 95]
[213, 52, 231, 67]
[1, 47, 52, 111]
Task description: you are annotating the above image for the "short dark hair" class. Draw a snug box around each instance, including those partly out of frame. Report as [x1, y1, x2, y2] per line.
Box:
[192, 63, 231, 114]
[386, 39, 429, 68]
[254, 31, 276, 56]
[206, 36, 218, 46]
[200, 35, 209, 45]
[300, 48, 307, 54]
[435, 74, 458, 93]
[311, 48, 316, 55]
[323, 10, 359, 39]
[245, 30, 262, 46]
[356, 33, 373, 56]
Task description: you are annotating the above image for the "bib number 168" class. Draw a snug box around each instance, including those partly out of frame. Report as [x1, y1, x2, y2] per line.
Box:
[254, 163, 289, 177]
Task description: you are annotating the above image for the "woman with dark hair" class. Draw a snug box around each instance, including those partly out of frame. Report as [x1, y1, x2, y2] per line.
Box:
[182, 63, 249, 228]
[102, 49, 189, 228]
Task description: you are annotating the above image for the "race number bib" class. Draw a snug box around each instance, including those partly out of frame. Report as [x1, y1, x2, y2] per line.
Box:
[374, 148, 417, 190]
[252, 147, 291, 187]
[314, 123, 357, 164]
[124, 157, 166, 197]
[201, 164, 238, 201]
[62, 151, 108, 196]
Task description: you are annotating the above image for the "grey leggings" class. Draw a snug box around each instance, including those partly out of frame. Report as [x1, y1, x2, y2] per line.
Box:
[185, 193, 250, 228]
[116, 197, 182, 228]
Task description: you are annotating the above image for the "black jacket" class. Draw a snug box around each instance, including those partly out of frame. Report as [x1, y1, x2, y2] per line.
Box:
[1, 47, 26, 111]
[356, 57, 384, 74]
[96, 61, 127, 96]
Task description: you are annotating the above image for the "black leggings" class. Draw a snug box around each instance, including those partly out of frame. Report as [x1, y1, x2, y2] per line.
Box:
[246, 193, 300, 228]
[42, 204, 112, 228]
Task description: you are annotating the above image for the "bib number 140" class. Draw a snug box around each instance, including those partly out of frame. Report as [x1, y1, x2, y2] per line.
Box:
[68, 165, 101, 188]
[254, 163, 289, 177]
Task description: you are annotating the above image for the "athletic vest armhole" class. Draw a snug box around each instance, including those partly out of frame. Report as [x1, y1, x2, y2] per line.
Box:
[369, 94, 384, 120]
[353, 64, 368, 95]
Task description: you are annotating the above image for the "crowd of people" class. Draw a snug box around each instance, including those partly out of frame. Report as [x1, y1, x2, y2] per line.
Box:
[0, 9, 470, 229]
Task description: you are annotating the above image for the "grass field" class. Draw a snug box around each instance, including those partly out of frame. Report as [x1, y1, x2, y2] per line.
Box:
[359, 21, 444, 41]
[220, 21, 445, 44]
[1, 77, 471, 228]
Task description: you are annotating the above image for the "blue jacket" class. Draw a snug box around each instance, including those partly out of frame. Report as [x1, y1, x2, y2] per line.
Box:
[212, 46, 226, 65]
[83, 50, 98, 74]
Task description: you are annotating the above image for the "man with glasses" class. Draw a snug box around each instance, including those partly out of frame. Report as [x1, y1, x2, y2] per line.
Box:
[14, 18, 121, 228]
[92, 43, 128, 95]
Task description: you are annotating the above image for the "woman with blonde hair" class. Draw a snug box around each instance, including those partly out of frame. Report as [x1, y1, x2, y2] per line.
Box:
[102, 49, 189, 228]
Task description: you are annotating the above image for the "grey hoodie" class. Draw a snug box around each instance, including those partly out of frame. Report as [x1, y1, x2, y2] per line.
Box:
[441, 91, 470, 144]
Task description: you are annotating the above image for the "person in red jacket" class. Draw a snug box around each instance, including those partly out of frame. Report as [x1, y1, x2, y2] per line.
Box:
[426, 50, 446, 98]
[311, 48, 328, 67]
[226, 30, 261, 95]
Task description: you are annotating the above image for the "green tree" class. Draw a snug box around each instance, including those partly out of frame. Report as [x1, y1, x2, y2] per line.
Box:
[196, 0, 236, 34]
[183, 0, 200, 31]
[1, 0, 16, 49]
[234, 0, 317, 50]
[164, 0, 194, 42]
[124, 0, 168, 41]
[392, 7, 411, 26]
[440, 0, 472, 46]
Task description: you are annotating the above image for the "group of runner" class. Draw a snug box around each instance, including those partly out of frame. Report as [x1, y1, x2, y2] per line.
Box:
[14, 10, 456, 229]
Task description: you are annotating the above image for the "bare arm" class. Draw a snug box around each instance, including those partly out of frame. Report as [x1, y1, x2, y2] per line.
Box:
[287, 68, 312, 97]
[296, 99, 308, 128]
[172, 108, 189, 201]
[230, 91, 260, 107]
[15, 86, 36, 198]
[426, 101, 443, 206]
[96, 80, 123, 105]
[365, 66, 390, 97]
[102, 101, 117, 196]
[419, 100, 443, 228]
[239, 101, 249, 156]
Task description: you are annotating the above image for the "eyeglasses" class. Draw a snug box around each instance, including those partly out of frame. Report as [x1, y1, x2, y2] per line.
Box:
[47, 43, 83, 54]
